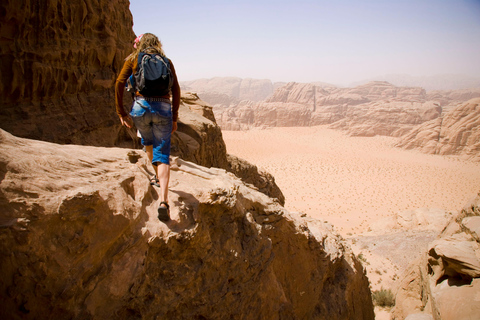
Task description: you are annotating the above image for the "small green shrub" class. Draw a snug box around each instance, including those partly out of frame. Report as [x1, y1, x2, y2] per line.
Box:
[372, 287, 395, 307]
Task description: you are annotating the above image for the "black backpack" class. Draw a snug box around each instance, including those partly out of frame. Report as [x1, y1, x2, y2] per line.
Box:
[127, 49, 173, 96]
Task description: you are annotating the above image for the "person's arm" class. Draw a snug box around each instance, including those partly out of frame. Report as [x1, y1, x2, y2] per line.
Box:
[115, 59, 134, 127]
[170, 61, 181, 125]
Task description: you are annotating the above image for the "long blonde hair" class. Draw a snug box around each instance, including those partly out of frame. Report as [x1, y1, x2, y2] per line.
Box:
[126, 33, 166, 62]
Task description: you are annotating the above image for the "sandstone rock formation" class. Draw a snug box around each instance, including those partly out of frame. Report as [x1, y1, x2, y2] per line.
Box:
[328, 100, 441, 137]
[0, 0, 135, 147]
[214, 81, 453, 136]
[0, 129, 374, 319]
[392, 192, 480, 320]
[396, 98, 480, 161]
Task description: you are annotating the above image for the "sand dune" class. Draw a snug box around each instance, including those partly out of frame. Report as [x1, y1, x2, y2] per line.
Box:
[222, 126, 480, 236]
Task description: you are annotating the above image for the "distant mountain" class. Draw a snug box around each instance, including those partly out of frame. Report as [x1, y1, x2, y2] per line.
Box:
[350, 74, 480, 91]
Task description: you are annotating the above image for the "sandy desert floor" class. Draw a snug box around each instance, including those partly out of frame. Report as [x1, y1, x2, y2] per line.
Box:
[222, 126, 480, 318]
[222, 126, 480, 236]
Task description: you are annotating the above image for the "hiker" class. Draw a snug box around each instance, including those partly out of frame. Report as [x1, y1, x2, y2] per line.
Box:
[115, 33, 180, 222]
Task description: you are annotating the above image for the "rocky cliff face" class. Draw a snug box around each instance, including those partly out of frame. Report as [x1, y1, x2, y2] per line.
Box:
[0, 0, 135, 146]
[396, 98, 480, 161]
[392, 192, 480, 320]
[215, 81, 448, 136]
[328, 100, 442, 137]
[0, 128, 374, 319]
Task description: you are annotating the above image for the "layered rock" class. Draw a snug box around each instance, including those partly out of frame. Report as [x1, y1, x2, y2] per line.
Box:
[264, 81, 426, 107]
[328, 100, 442, 137]
[396, 98, 480, 161]
[392, 192, 480, 320]
[0, 0, 135, 147]
[215, 81, 447, 136]
[0, 129, 374, 319]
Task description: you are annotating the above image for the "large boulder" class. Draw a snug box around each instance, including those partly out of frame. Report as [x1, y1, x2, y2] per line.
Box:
[0, 129, 374, 319]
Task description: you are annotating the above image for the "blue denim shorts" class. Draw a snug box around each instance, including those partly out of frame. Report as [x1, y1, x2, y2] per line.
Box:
[130, 98, 173, 165]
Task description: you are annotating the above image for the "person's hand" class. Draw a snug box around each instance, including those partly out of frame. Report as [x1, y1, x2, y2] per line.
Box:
[120, 115, 133, 128]
[171, 121, 178, 133]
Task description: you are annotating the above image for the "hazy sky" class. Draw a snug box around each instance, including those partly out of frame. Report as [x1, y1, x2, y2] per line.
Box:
[130, 0, 480, 85]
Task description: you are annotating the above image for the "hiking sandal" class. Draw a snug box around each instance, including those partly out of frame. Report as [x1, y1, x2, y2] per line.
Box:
[150, 175, 160, 187]
[158, 201, 170, 222]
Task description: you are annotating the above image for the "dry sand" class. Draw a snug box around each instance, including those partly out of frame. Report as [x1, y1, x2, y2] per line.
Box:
[222, 126, 480, 236]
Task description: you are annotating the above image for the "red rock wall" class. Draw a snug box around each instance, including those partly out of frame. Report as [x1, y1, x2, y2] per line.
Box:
[0, 0, 135, 146]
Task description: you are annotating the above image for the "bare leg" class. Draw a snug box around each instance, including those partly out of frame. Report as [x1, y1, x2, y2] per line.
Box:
[156, 163, 170, 205]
